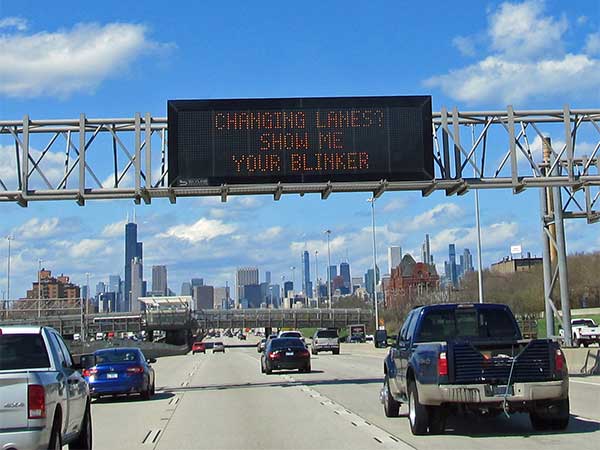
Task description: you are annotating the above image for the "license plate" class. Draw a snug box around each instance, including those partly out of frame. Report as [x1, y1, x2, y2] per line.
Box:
[285, 352, 294, 356]
[493, 385, 513, 396]
[107, 373, 118, 379]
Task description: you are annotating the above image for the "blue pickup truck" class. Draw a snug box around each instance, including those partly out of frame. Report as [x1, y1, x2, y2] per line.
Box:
[381, 303, 569, 435]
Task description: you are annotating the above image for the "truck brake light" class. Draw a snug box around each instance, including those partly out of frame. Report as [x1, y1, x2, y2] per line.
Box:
[28, 384, 46, 419]
[438, 352, 448, 377]
[554, 349, 565, 373]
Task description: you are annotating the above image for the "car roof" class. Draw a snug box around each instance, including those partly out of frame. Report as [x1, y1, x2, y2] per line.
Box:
[94, 347, 141, 354]
[0, 325, 44, 334]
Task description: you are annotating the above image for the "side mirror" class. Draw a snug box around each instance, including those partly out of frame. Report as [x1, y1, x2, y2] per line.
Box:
[386, 337, 397, 347]
[147, 358, 157, 364]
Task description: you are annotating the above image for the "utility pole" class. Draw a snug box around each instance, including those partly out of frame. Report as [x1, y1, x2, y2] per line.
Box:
[314, 250, 319, 308]
[6, 236, 12, 304]
[367, 198, 379, 331]
[324, 230, 332, 309]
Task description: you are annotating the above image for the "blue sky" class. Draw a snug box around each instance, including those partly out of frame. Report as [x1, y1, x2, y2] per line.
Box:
[0, 0, 599, 297]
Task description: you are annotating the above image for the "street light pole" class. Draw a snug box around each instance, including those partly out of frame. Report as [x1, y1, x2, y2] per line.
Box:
[324, 230, 332, 309]
[37, 259, 43, 318]
[6, 236, 12, 304]
[314, 250, 319, 308]
[367, 198, 379, 331]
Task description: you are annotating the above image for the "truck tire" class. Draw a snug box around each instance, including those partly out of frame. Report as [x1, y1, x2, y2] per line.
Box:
[383, 374, 400, 417]
[48, 414, 62, 450]
[427, 406, 446, 434]
[408, 381, 429, 435]
[530, 398, 570, 431]
[333, 349, 340, 355]
[69, 403, 92, 450]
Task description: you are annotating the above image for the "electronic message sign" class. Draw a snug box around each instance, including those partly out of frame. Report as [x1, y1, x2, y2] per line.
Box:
[168, 96, 433, 187]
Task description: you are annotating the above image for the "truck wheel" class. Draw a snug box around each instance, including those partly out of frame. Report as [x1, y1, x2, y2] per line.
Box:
[333, 349, 340, 355]
[550, 399, 570, 430]
[428, 406, 446, 434]
[583, 342, 589, 348]
[408, 381, 429, 435]
[530, 398, 570, 431]
[48, 415, 62, 450]
[383, 374, 400, 417]
[312, 348, 317, 355]
[69, 403, 92, 450]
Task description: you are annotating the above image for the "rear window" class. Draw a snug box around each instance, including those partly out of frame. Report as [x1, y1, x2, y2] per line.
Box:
[316, 330, 338, 339]
[280, 332, 302, 338]
[270, 338, 305, 349]
[95, 350, 140, 364]
[573, 319, 596, 327]
[0, 334, 51, 370]
[415, 308, 519, 342]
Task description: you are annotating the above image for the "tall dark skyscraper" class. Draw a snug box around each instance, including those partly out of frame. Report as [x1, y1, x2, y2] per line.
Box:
[339, 262, 351, 294]
[448, 244, 458, 287]
[152, 265, 168, 296]
[124, 217, 143, 312]
[302, 251, 312, 298]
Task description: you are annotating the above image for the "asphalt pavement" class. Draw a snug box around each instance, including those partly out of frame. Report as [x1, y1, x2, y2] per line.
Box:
[90, 336, 600, 450]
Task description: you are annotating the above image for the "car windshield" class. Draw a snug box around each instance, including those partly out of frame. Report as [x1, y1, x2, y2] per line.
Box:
[0, 333, 50, 370]
[281, 332, 302, 338]
[270, 338, 305, 349]
[415, 308, 519, 342]
[316, 330, 338, 338]
[95, 350, 140, 364]
[573, 319, 597, 327]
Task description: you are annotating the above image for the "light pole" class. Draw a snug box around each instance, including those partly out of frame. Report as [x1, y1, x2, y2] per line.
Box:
[290, 266, 296, 293]
[6, 236, 12, 304]
[471, 125, 484, 303]
[314, 250, 319, 308]
[367, 197, 379, 331]
[324, 230, 332, 309]
[37, 259, 43, 318]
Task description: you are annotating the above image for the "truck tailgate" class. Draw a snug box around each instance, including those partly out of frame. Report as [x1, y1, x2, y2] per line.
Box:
[0, 373, 29, 430]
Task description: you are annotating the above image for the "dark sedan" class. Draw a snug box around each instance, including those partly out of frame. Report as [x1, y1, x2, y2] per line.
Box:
[84, 347, 156, 400]
[261, 338, 311, 374]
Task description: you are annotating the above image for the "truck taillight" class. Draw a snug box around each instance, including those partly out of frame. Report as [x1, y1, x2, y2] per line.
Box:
[554, 349, 566, 373]
[28, 385, 46, 419]
[438, 352, 448, 377]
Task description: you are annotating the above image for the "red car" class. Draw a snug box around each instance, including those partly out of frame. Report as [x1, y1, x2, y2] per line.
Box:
[192, 342, 206, 354]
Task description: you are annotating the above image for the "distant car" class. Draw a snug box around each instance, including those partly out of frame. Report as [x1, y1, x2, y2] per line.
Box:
[257, 338, 266, 353]
[278, 330, 305, 343]
[238, 333, 247, 340]
[374, 329, 388, 348]
[312, 328, 340, 354]
[192, 342, 206, 354]
[213, 342, 225, 353]
[84, 347, 156, 400]
[261, 338, 311, 374]
[348, 335, 364, 343]
[96, 332, 105, 341]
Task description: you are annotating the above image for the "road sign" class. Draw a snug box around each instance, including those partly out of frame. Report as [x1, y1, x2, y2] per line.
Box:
[168, 96, 433, 187]
[510, 245, 522, 254]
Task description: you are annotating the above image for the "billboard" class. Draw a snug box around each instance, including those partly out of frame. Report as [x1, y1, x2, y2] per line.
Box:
[168, 96, 433, 187]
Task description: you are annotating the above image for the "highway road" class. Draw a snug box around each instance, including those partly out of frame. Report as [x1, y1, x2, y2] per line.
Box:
[90, 337, 600, 450]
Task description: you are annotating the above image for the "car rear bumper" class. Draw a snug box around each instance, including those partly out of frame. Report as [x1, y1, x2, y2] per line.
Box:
[417, 379, 569, 406]
[314, 345, 339, 351]
[0, 426, 48, 450]
[89, 377, 146, 396]
[269, 358, 309, 370]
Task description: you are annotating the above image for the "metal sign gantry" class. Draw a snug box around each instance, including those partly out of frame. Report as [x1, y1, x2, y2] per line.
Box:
[2, 105, 599, 345]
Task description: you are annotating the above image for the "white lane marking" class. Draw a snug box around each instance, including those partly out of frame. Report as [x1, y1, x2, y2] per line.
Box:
[570, 379, 600, 386]
[142, 429, 161, 445]
[293, 382, 415, 449]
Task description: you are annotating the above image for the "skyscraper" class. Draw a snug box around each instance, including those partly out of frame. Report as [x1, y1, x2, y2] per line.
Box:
[152, 265, 168, 296]
[193, 285, 214, 310]
[448, 244, 458, 287]
[236, 267, 259, 306]
[463, 248, 474, 273]
[265, 271, 271, 284]
[130, 257, 143, 312]
[421, 234, 432, 265]
[387, 246, 402, 274]
[365, 266, 380, 298]
[191, 278, 204, 288]
[302, 251, 312, 298]
[124, 218, 142, 312]
[181, 282, 192, 296]
[339, 261, 351, 294]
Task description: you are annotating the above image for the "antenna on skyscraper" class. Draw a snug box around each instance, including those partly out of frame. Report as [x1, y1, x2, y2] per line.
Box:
[133, 209, 136, 224]
[126, 211, 130, 224]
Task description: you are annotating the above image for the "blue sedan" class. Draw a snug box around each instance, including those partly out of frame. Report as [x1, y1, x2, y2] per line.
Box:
[83, 347, 156, 400]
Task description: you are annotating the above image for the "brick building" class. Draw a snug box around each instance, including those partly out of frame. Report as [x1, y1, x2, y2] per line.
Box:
[385, 255, 440, 308]
[26, 269, 81, 300]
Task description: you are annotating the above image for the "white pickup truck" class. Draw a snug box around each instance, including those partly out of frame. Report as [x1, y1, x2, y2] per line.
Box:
[560, 318, 600, 347]
[0, 326, 92, 450]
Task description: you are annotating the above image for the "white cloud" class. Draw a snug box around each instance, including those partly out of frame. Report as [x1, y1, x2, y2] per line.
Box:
[263, 226, 283, 239]
[402, 203, 463, 232]
[452, 36, 476, 57]
[425, 1, 600, 105]
[101, 220, 126, 238]
[0, 22, 172, 97]
[488, 0, 567, 60]
[0, 17, 27, 31]
[69, 239, 107, 259]
[381, 198, 407, 213]
[159, 218, 236, 243]
[585, 32, 600, 56]
[13, 217, 79, 240]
